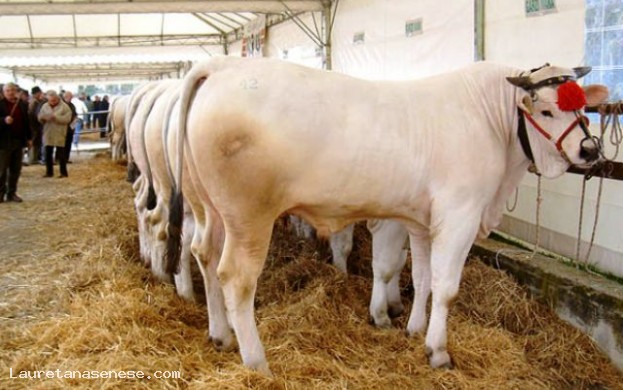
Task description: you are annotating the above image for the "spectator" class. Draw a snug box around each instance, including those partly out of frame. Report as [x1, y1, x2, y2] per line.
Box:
[84, 94, 94, 129]
[99, 95, 110, 138]
[0, 82, 31, 203]
[27, 86, 46, 165]
[38, 90, 72, 178]
[62, 91, 77, 163]
[92, 95, 101, 129]
[19, 89, 29, 103]
[69, 92, 88, 147]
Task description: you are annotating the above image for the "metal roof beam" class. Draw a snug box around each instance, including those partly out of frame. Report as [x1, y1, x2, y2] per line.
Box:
[0, 34, 224, 49]
[201, 12, 239, 30]
[0, 1, 324, 15]
[192, 13, 227, 35]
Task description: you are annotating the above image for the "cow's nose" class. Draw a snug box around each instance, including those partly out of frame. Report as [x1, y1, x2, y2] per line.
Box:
[579, 137, 600, 162]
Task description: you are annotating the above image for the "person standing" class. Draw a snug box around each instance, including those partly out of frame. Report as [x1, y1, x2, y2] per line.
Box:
[99, 95, 110, 138]
[84, 94, 94, 129]
[92, 95, 101, 129]
[28, 86, 46, 165]
[62, 91, 77, 163]
[0, 82, 31, 203]
[69, 91, 87, 148]
[38, 90, 72, 178]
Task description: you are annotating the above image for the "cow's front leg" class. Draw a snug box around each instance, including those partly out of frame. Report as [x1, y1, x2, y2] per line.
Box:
[368, 220, 408, 327]
[425, 211, 479, 369]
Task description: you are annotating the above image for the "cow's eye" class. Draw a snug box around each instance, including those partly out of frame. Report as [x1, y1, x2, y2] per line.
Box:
[541, 110, 553, 117]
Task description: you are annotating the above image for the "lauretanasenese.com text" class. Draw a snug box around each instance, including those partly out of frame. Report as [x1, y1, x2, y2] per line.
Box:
[9, 368, 181, 380]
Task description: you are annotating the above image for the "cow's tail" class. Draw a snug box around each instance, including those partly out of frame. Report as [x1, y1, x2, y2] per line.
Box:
[166, 60, 213, 275]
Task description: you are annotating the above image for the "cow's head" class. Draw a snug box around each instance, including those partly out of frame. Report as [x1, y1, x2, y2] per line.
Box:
[507, 64, 609, 178]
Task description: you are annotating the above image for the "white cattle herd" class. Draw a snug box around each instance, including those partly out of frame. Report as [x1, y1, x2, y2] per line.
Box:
[107, 57, 608, 376]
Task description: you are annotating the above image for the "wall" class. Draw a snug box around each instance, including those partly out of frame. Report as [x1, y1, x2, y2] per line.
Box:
[265, 13, 324, 69]
[486, 0, 623, 277]
[332, 0, 474, 80]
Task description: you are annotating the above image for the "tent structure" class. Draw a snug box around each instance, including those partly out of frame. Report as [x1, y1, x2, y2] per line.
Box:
[0, 0, 334, 82]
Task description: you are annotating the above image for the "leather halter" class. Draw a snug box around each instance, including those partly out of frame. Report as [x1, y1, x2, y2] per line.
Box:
[517, 108, 589, 165]
[516, 75, 595, 166]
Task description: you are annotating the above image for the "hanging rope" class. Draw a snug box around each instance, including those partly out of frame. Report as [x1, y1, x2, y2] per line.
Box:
[532, 174, 542, 259]
[505, 187, 519, 212]
[599, 103, 623, 161]
[574, 102, 622, 270]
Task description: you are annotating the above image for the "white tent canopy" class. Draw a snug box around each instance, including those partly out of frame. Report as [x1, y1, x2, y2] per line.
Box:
[0, 0, 329, 82]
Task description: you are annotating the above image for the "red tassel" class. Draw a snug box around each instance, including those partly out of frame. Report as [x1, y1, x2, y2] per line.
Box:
[557, 81, 586, 111]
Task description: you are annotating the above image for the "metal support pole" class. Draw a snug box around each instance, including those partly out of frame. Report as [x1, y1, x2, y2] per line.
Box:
[474, 0, 485, 61]
[322, 0, 333, 70]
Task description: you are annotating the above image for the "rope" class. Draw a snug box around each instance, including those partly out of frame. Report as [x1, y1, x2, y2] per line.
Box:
[599, 103, 622, 160]
[584, 174, 604, 264]
[532, 174, 542, 259]
[575, 175, 587, 266]
[505, 187, 519, 212]
[574, 103, 621, 271]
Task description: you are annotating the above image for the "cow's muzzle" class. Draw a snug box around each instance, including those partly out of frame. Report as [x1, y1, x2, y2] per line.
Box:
[579, 135, 602, 163]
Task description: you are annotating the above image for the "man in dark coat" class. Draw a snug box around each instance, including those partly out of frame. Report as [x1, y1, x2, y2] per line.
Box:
[0, 82, 31, 202]
[62, 91, 77, 163]
[98, 95, 109, 138]
[28, 86, 46, 164]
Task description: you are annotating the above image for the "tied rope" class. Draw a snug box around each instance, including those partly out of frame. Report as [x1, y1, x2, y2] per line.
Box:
[532, 174, 542, 259]
[575, 102, 622, 269]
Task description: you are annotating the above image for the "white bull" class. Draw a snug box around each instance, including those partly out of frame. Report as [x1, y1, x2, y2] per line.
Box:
[142, 81, 198, 300]
[127, 80, 175, 270]
[168, 57, 607, 375]
[108, 95, 130, 162]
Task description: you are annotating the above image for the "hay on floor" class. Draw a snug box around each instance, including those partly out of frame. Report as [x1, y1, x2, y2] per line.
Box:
[0, 154, 621, 389]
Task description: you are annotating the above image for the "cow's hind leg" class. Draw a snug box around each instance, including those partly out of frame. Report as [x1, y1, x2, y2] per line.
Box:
[368, 220, 408, 328]
[174, 206, 196, 302]
[217, 220, 274, 376]
[406, 227, 432, 336]
[425, 211, 480, 369]
[329, 223, 354, 273]
[193, 209, 233, 351]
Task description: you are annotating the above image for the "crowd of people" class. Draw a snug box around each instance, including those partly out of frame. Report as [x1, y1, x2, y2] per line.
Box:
[0, 82, 110, 203]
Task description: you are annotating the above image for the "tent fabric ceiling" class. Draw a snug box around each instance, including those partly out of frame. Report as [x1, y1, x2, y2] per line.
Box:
[0, 0, 326, 82]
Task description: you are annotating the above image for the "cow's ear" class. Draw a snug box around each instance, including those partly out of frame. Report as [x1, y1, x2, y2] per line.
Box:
[583, 84, 609, 107]
[519, 95, 534, 115]
[506, 76, 532, 90]
[573, 66, 591, 79]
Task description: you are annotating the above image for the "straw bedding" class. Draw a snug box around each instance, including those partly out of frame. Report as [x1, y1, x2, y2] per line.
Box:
[0, 154, 621, 389]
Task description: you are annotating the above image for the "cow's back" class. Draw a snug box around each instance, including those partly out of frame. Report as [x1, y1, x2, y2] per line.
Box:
[185, 59, 515, 231]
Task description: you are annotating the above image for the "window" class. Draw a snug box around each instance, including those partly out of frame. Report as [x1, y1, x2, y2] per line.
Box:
[525, 0, 557, 17]
[585, 0, 623, 101]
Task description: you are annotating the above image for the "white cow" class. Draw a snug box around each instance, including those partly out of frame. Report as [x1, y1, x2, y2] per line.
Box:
[127, 80, 175, 270]
[164, 92, 235, 348]
[168, 57, 606, 375]
[141, 81, 197, 300]
[108, 95, 130, 162]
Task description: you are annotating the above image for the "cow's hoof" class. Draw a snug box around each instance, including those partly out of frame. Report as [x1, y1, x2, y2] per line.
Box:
[208, 336, 236, 352]
[387, 302, 404, 318]
[427, 347, 453, 369]
[248, 360, 273, 377]
[370, 313, 392, 329]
